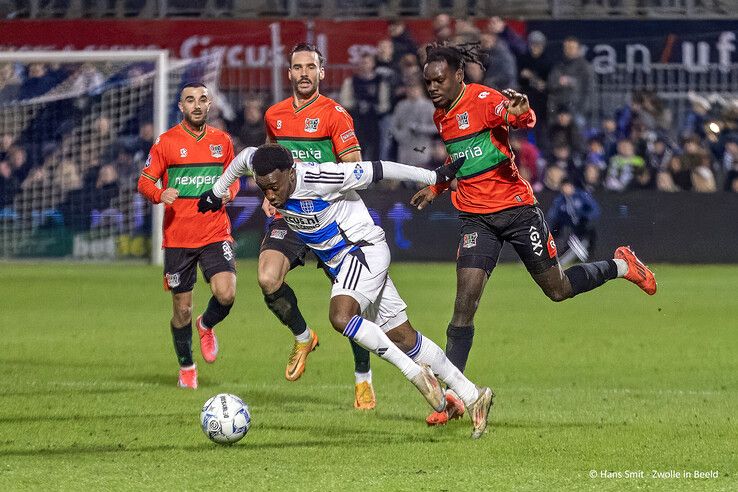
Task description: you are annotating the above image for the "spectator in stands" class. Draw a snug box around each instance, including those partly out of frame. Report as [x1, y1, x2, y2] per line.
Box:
[541, 164, 567, 192]
[454, 17, 481, 45]
[547, 37, 595, 128]
[388, 18, 418, 64]
[131, 122, 155, 167]
[585, 136, 607, 171]
[485, 16, 527, 57]
[340, 53, 391, 160]
[113, 145, 137, 181]
[510, 133, 542, 185]
[682, 92, 710, 139]
[549, 141, 583, 186]
[517, 30, 554, 149]
[657, 155, 692, 192]
[69, 63, 104, 95]
[432, 13, 453, 44]
[548, 106, 585, 158]
[722, 136, 738, 185]
[600, 116, 619, 157]
[6, 145, 29, 183]
[18, 63, 67, 100]
[481, 31, 517, 90]
[546, 177, 601, 266]
[0, 159, 18, 210]
[690, 152, 717, 193]
[0, 133, 14, 162]
[54, 159, 82, 196]
[390, 81, 436, 168]
[583, 162, 603, 193]
[605, 138, 645, 192]
[0, 63, 21, 102]
[230, 96, 266, 150]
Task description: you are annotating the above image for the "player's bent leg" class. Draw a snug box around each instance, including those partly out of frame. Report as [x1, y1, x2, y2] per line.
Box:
[330, 295, 445, 412]
[531, 263, 574, 302]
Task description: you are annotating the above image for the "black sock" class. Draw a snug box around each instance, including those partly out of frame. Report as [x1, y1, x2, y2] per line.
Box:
[350, 340, 371, 373]
[446, 324, 475, 373]
[264, 283, 307, 336]
[564, 260, 618, 297]
[171, 322, 193, 367]
[201, 295, 233, 329]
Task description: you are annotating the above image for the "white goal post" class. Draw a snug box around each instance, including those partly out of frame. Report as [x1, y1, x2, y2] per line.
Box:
[0, 50, 222, 265]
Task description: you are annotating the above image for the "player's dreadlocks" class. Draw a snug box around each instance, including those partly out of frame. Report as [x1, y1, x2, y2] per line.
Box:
[424, 42, 487, 72]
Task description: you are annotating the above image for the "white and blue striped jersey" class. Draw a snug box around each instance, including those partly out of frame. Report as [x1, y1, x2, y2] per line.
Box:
[212, 147, 437, 276]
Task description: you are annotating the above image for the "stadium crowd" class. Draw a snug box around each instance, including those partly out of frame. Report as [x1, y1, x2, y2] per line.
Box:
[2, 15, 738, 232]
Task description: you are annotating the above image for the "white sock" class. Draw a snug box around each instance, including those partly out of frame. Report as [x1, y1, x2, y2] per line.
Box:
[343, 316, 420, 380]
[409, 333, 479, 407]
[355, 370, 372, 384]
[294, 327, 312, 343]
[614, 258, 628, 277]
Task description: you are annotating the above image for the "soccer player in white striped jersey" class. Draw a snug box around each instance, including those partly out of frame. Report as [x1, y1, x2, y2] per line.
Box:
[198, 144, 494, 438]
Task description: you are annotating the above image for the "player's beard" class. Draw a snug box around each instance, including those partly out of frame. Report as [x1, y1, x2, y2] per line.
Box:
[184, 110, 207, 131]
[293, 77, 317, 100]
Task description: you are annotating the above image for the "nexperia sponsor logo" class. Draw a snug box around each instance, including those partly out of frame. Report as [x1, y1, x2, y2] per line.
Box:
[444, 130, 508, 178]
[173, 175, 219, 186]
[168, 164, 222, 197]
[449, 145, 483, 162]
[278, 138, 336, 164]
[291, 148, 322, 161]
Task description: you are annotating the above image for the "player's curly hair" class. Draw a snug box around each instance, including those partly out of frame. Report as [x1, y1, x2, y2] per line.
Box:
[424, 42, 487, 72]
[252, 144, 294, 176]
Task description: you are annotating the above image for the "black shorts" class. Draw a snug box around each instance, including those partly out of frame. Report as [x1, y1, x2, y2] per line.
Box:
[259, 218, 310, 270]
[164, 240, 237, 294]
[456, 205, 558, 276]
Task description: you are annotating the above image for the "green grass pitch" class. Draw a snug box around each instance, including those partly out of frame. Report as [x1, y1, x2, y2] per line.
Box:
[0, 261, 736, 491]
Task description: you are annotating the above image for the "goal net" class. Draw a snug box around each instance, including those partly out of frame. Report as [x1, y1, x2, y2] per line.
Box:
[0, 50, 223, 262]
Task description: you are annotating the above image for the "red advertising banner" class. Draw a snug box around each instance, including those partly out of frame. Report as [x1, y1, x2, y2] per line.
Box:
[0, 19, 527, 89]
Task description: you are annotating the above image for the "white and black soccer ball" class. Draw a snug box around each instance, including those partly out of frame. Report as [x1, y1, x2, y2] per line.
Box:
[200, 393, 251, 444]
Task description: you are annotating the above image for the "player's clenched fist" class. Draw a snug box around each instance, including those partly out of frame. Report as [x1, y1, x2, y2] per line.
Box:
[500, 89, 530, 116]
[160, 188, 179, 204]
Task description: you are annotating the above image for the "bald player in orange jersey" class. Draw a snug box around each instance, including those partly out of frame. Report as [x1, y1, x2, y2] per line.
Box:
[257, 43, 377, 410]
[138, 82, 239, 389]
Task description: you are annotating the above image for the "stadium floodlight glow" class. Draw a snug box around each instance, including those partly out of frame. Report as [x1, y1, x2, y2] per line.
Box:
[0, 50, 222, 265]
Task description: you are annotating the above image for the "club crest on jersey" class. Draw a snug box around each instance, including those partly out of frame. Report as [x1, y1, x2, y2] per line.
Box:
[210, 144, 223, 158]
[456, 112, 470, 130]
[353, 163, 364, 181]
[304, 118, 320, 133]
[462, 232, 478, 249]
[276, 120, 282, 129]
[300, 200, 315, 214]
[180, 148, 188, 158]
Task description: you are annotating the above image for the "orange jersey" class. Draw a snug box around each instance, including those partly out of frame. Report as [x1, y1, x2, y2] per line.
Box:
[265, 93, 361, 163]
[430, 83, 537, 214]
[265, 93, 361, 219]
[137, 123, 238, 248]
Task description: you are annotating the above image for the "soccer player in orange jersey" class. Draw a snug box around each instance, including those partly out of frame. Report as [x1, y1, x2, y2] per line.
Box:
[258, 43, 377, 410]
[137, 82, 239, 389]
[411, 43, 657, 425]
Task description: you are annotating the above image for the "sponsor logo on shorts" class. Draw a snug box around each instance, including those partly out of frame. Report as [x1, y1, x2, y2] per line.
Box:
[166, 272, 180, 288]
[462, 232, 478, 249]
[270, 229, 288, 240]
[299, 200, 314, 214]
[340, 130, 355, 142]
[222, 241, 234, 261]
[180, 148, 188, 158]
[456, 112, 470, 130]
[529, 225, 543, 257]
[304, 118, 319, 133]
[353, 163, 364, 181]
[210, 144, 223, 158]
[547, 232, 557, 258]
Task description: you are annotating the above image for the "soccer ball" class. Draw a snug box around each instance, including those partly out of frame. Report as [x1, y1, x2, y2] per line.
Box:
[200, 393, 251, 444]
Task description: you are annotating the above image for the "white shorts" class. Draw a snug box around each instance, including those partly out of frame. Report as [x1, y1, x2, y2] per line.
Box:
[331, 242, 408, 332]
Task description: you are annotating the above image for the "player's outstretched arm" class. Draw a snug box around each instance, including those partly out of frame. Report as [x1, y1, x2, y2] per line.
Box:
[198, 147, 257, 213]
[373, 157, 464, 186]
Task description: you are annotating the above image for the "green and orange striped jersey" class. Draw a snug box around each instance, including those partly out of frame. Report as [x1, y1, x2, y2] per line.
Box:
[138, 123, 238, 248]
[430, 83, 537, 214]
[264, 93, 361, 163]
